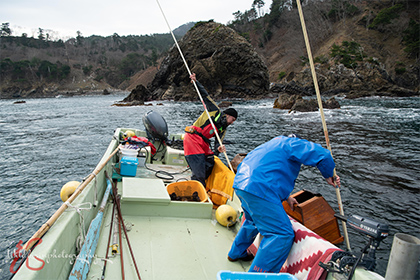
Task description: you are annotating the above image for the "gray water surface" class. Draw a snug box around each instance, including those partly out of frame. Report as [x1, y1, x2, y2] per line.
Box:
[1, 94, 419, 278]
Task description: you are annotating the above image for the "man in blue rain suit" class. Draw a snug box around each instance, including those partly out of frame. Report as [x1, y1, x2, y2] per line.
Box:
[227, 134, 341, 273]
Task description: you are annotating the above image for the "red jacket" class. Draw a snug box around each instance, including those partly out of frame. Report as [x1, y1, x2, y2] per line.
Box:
[184, 81, 228, 156]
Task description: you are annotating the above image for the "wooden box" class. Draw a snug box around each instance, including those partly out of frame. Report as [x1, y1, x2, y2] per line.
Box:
[282, 190, 344, 244]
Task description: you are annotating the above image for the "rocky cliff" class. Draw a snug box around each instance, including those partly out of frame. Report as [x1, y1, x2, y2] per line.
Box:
[127, 21, 270, 102]
[248, 0, 419, 99]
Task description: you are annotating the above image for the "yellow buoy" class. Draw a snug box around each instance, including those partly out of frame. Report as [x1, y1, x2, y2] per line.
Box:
[60, 181, 80, 202]
[125, 130, 135, 138]
[215, 204, 237, 227]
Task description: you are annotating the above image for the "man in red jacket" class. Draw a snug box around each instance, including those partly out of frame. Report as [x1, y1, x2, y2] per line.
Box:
[183, 73, 238, 188]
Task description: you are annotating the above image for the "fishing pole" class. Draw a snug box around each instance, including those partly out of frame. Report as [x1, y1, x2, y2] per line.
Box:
[295, 0, 351, 251]
[101, 202, 116, 280]
[118, 207, 125, 280]
[106, 175, 142, 280]
[155, 0, 234, 171]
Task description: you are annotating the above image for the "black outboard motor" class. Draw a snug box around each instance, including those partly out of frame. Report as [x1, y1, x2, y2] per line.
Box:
[142, 111, 169, 143]
[320, 214, 389, 279]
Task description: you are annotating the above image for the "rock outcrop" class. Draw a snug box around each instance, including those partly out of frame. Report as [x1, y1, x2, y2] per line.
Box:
[271, 62, 418, 99]
[130, 21, 270, 101]
[274, 93, 340, 112]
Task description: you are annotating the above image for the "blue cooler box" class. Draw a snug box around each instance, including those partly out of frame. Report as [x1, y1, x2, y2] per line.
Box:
[120, 156, 138, 177]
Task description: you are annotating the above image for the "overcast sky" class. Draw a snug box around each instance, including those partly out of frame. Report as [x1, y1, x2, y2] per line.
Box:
[1, 0, 273, 40]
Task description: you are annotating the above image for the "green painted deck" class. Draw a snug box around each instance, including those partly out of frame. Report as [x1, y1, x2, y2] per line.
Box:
[86, 177, 250, 280]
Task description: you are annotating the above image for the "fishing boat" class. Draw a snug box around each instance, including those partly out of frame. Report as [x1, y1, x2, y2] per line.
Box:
[10, 110, 401, 280]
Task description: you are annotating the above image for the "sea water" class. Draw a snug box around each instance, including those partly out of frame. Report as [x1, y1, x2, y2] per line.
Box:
[0, 93, 419, 278]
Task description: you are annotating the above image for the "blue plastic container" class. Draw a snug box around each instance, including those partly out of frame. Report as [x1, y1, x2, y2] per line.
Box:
[120, 156, 138, 177]
[217, 270, 298, 280]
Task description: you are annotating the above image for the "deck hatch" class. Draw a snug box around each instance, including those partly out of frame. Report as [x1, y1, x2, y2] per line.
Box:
[121, 178, 170, 204]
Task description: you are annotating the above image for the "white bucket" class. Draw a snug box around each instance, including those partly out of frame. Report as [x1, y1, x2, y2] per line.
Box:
[120, 147, 139, 158]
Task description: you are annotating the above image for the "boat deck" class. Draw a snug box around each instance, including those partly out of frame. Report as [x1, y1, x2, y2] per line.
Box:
[88, 211, 249, 279]
[87, 169, 250, 280]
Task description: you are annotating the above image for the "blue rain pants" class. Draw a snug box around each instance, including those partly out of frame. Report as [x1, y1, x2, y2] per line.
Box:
[228, 189, 294, 273]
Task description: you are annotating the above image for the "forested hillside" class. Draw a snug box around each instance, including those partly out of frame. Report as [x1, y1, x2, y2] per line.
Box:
[0, 23, 194, 98]
[230, 0, 419, 97]
[0, 0, 418, 99]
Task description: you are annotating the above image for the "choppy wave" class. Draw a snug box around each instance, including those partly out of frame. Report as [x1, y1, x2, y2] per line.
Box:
[0, 95, 419, 278]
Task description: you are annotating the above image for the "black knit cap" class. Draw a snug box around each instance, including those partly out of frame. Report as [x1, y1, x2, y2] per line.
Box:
[223, 108, 238, 119]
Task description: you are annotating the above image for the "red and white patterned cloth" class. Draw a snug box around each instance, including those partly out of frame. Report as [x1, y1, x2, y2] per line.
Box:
[247, 217, 341, 280]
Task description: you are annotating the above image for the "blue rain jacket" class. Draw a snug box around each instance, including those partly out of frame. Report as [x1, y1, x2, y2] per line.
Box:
[233, 136, 335, 204]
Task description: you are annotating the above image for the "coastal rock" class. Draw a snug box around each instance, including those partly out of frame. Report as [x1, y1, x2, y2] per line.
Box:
[145, 21, 270, 101]
[274, 93, 340, 112]
[280, 63, 419, 99]
[270, 81, 312, 96]
[218, 101, 233, 108]
[289, 99, 319, 112]
[273, 94, 302, 109]
[115, 84, 149, 106]
[324, 97, 340, 109]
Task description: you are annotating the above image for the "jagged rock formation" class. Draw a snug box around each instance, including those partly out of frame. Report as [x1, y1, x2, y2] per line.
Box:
[270, 81, 313, 96]
[140, 21, 270, 101]
[270, 62, 418, 100]
[274, 93, 340, 112]
[294, 63, 419, 99]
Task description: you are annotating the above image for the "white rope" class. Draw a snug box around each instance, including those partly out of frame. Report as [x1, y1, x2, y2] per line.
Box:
[65, 201, 93, 251]
[155, 0, 234, 171]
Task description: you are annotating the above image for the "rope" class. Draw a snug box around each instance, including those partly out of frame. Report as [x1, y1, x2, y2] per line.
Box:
[141, 147, 190, 181]
[65, 201, 92, 252]
[295, 0, 351, 251]
[155, 0, 234, 171]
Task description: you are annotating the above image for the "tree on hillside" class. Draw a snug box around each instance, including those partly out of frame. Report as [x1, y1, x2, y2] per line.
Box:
[402, 18, 420, 58]
[38, 28, 45, 40]
[327, 0, 360, 22]
[368, 3, 404, 31]
[232, 11, 243, 23]
[112, 33, 121, 49]
[1, 22, 12, 36]
[266, 0, 289, 28]
[76, 31, 84, 46]
[253, 0, 265, 18]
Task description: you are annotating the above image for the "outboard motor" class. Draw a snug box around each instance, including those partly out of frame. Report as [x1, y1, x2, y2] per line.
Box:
[320, 214, 389, 279]
[142, 111, 169, 143]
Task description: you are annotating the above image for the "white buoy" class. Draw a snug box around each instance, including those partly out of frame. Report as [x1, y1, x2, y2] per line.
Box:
[385, 233, 420, 280]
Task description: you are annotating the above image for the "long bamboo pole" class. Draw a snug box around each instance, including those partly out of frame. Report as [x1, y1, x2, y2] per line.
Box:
[15, 145, 120, 258]
[295, 0, 351, 251]
[155, 0, 234, 171]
